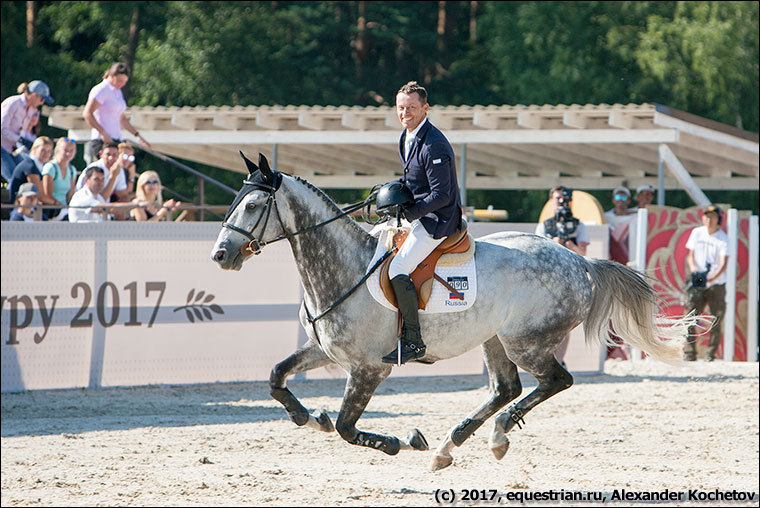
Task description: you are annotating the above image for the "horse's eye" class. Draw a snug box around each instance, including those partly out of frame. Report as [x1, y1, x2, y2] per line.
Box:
[245, 202, 257, 211]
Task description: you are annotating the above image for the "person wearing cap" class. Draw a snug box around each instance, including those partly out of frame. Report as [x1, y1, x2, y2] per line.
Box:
[683, 204, 729, 361]
[1, 80, 54, 182]
[9, 182, 41, 221]
[635, 184, 655, 208]
[604, 186, 636, 229]
[82, 62, 151, 166]
[604, 186, 637, 266]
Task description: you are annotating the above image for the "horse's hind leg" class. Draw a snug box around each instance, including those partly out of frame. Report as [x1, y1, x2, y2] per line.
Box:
[432, 336, 522, 471]
[270, 340, 336, 432]
[490, 338, 573, 451]
[335, 366, 429, 455]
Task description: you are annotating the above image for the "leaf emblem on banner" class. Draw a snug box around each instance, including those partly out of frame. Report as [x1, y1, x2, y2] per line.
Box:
[174, 288, 224, 323]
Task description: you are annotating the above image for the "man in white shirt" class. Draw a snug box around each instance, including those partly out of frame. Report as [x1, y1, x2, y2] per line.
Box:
[68, 166, 109, 223]
[74, 141, 123, 200]
[683, 204, 729, 361]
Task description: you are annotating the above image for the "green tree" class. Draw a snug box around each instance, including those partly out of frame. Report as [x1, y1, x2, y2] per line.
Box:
[633, 1, 758, 131]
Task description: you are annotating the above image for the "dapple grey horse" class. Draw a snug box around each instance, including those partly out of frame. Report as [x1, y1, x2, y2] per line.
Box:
[211, 153, 694, 471]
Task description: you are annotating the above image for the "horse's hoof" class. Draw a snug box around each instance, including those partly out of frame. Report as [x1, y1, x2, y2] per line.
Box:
[407, 428, 429, 451]
[490, 438, 510, 460]
[312, 409, 334, 433]
[430, 454, 453, 471]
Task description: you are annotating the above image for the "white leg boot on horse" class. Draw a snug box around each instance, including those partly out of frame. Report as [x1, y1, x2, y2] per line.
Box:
[382, 274, 426, 364]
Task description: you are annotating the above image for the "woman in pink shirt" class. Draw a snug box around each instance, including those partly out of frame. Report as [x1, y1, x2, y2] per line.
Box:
[1, 80, 54, 182]
[82, 62, 151, 165]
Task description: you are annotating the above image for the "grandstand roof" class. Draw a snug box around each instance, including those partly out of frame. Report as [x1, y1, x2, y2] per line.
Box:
[47, 102, 758, 191]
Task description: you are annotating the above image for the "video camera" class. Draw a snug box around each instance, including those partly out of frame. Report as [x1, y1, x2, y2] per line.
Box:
[690, 263, 711, 289]
[554, 188, 578, 244]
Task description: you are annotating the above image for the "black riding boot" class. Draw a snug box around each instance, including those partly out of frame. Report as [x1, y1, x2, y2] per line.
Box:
[382, 274, 426, 364]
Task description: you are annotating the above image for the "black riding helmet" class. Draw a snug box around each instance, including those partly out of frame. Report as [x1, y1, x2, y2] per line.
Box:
[375, 181, 414, 213]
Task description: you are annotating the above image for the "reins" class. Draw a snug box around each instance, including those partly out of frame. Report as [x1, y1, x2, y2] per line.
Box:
[221, 175, 393, 343]
[302, 249, 393, 344]
[222, 181, 374, 256]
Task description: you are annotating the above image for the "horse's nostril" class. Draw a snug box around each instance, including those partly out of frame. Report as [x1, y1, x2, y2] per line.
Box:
[214, 250, 226, 262]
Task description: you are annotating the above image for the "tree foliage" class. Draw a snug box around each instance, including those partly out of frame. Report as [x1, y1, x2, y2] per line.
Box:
[4, 0, 756, 131]
[1, 1, 757, 216]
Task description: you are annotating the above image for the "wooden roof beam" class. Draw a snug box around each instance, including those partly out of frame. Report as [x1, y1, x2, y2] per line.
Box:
[552, 143, 652, 175]
[517, 111, 544, 129]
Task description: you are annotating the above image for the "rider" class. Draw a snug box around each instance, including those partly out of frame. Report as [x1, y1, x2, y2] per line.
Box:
[381, 81, 462, 365]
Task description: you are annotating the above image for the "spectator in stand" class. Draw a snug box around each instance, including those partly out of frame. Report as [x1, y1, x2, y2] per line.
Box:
[68, 166, 111, 223]
[40, 137, 77, 221]
[75, 141, 130, 205]
[1, 80, 54, 182]
[14, 106, 40, 157]
[9, 182, 41, 221]
[635, 184, 655, 208]
[130, 170, 185, 222]
[8, 136, 53, 203]
[114, 142, 138, 201]
[82, 62, 150, 165]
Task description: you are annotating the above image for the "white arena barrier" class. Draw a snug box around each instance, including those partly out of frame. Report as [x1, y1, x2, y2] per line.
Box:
[1, 222, 607, 393]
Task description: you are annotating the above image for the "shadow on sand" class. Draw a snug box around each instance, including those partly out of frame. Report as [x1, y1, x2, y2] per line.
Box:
[1, 369, 751, 438]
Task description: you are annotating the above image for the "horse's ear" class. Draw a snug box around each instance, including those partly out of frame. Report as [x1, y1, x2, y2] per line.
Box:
[240, 151, 259, 174]
[258, 153, 273, 180]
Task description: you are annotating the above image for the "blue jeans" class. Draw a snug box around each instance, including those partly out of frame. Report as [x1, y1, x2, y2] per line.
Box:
[1, 147, 22, 183]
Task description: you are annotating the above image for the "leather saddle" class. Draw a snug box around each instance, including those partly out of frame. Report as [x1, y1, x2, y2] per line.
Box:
[379, 220, 474, 310]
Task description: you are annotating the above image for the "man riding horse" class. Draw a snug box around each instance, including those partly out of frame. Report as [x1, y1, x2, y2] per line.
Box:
[381, 81, 462, 365]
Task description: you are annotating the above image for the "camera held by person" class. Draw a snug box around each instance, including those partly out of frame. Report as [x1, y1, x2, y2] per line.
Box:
[536, 185, 589, 258]
[690, 263, 711, 289]
[553, 188, 580, 245]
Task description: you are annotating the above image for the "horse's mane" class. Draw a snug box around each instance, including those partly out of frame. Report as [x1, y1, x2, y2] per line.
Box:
[290, 174, 369, 238]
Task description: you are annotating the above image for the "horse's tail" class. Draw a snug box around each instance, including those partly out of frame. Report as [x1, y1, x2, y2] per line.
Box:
[583, 258, 699, 365]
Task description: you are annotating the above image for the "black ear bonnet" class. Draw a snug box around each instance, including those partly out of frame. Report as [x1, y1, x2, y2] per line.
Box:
[224, 152, 282, 221]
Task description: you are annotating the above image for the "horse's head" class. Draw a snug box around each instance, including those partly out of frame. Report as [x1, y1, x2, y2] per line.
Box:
[211, 152, 285, 270]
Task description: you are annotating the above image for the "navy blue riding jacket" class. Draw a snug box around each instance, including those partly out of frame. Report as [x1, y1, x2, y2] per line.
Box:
[397, 119, 462, 239]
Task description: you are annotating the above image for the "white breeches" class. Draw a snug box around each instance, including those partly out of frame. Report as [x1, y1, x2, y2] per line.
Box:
[388, 220, 445, 278]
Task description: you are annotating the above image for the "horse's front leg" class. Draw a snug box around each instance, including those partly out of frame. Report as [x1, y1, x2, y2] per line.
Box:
[270, 340, 335, 432]
[335, 366, 429, 455]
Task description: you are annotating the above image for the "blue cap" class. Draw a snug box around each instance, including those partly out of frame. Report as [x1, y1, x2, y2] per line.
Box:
[19, 182, 39, 196]
[28, 80, 54, 106]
